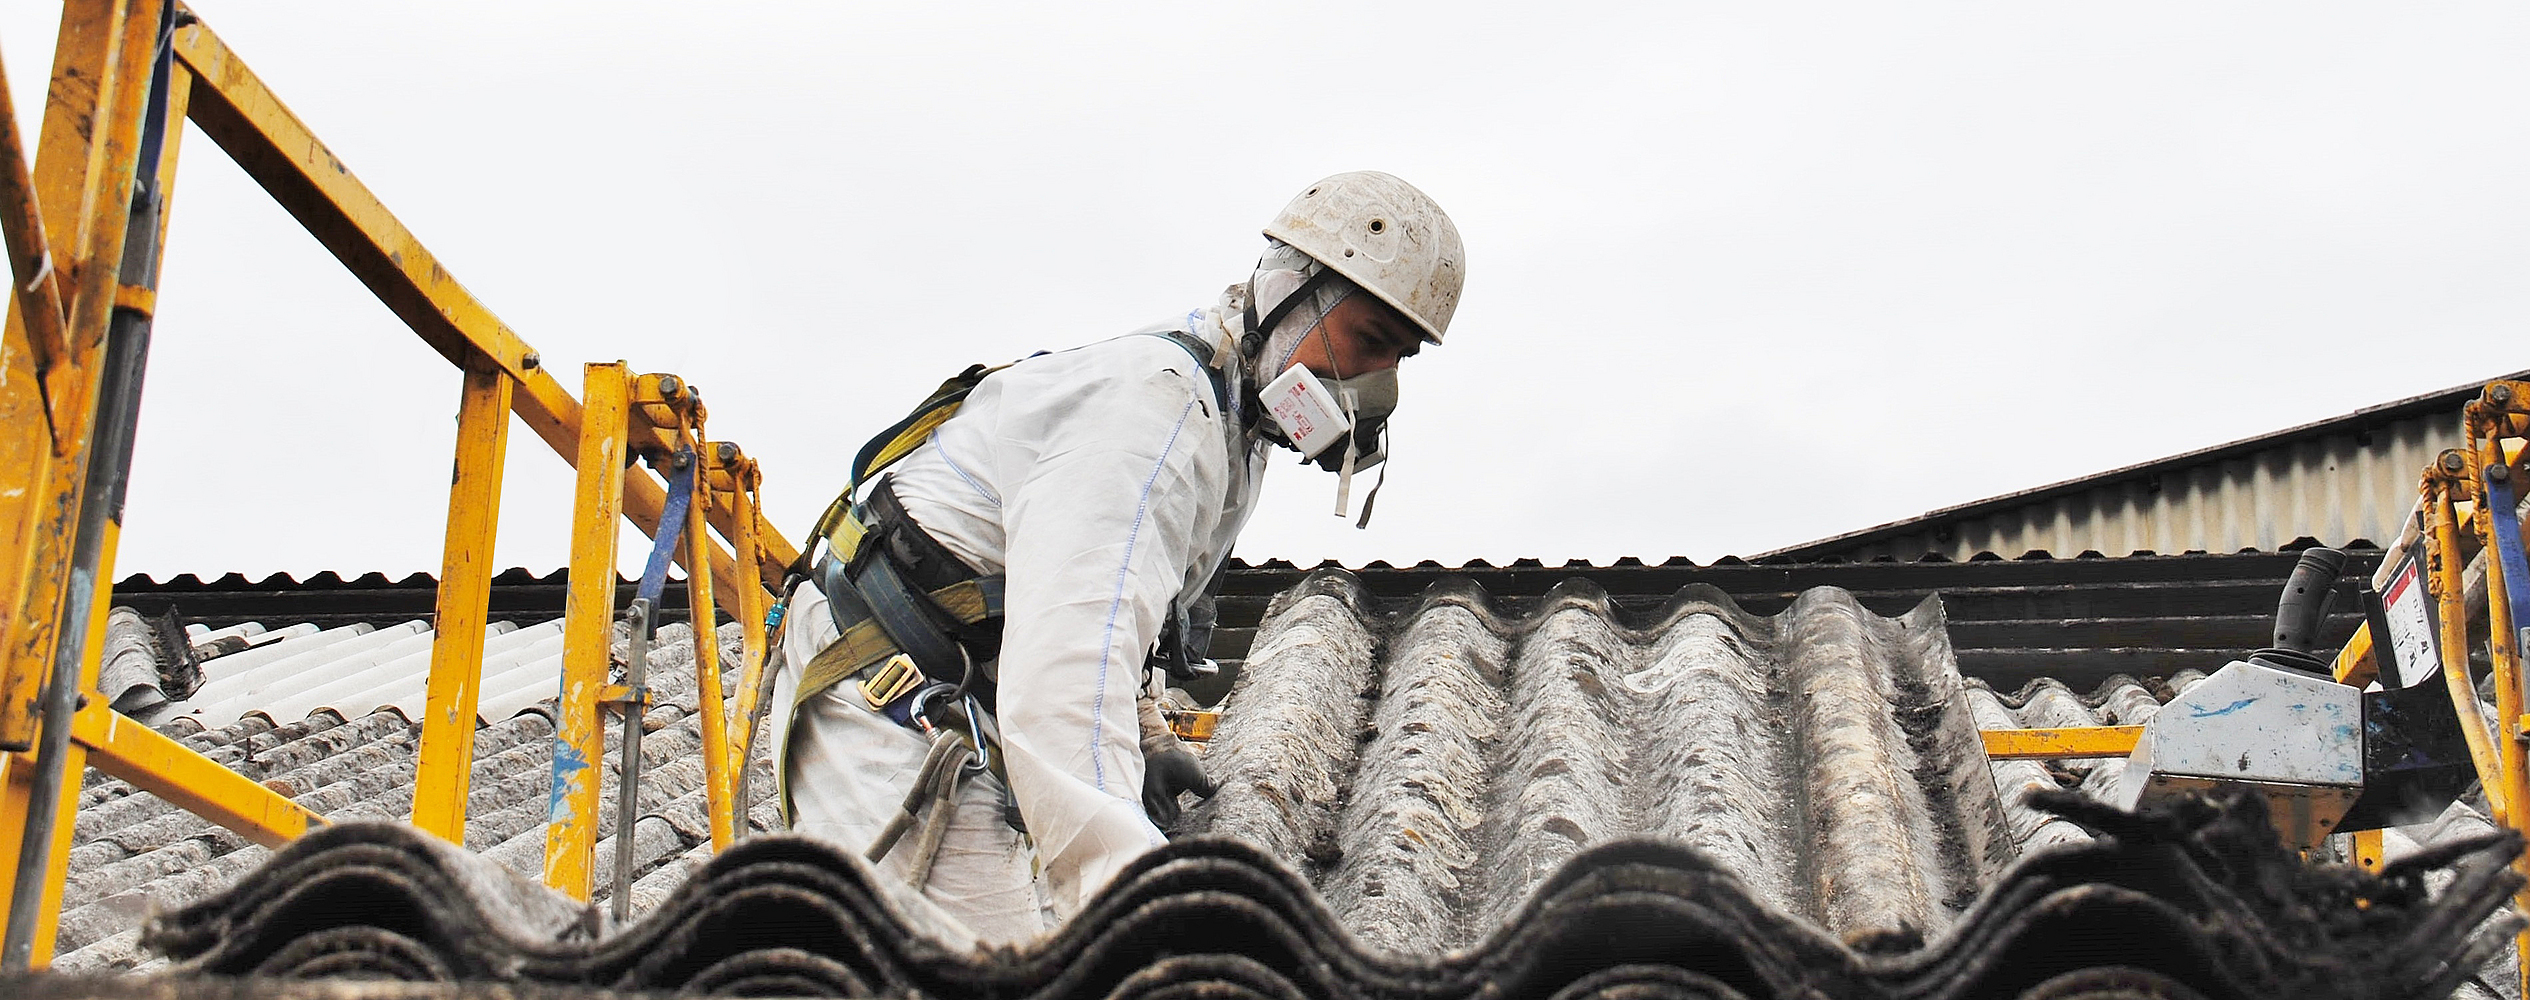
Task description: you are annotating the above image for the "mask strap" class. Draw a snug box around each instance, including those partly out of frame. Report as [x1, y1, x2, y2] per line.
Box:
[1328, 325, 1359, 519]
[1354, 455, 1387, 529]
[1333, 423, 1358, 518]
[1241, 268, 1340, 359]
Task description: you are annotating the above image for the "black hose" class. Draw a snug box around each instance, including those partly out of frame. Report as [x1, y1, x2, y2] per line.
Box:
[2250, 546, 2348, 677]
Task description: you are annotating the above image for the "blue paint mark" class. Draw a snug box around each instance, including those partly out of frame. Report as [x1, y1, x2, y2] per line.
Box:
[2188, 697, 2258, 718]
[548, 737, 591, 821]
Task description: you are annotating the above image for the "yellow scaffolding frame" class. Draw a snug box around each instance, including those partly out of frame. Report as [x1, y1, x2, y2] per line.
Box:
[0, 1, 797, 964]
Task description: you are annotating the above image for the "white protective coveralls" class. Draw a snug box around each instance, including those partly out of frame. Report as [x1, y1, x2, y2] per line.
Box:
[768, 257, 1353, 940]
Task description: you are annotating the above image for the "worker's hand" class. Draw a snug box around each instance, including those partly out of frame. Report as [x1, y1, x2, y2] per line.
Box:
[1141, 746, 1215, 829]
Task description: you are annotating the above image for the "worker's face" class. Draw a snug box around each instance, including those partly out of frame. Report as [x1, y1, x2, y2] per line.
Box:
[1289, 293, 1423, 378]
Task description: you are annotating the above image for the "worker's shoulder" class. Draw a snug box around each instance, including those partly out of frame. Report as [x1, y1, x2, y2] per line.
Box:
[1001, 332, 1216, 386]
[982, 333, 1223, 422]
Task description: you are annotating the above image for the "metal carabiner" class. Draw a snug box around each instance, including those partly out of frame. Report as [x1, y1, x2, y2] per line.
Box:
[961, 692, 993, 775]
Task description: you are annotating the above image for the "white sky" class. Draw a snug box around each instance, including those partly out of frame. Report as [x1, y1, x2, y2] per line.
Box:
[5, 3, 2526, 580]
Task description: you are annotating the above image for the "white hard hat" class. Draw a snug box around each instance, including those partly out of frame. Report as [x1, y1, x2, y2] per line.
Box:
[1264, 171, 1465, 344]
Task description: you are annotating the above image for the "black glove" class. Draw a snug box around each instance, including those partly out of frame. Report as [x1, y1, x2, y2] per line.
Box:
[1141, 746, 1216, 828]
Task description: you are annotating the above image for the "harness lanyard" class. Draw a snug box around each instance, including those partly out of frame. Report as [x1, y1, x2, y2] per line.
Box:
[635, 451, 697, 609]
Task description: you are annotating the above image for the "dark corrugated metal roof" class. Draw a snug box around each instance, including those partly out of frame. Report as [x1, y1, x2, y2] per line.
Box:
[1756, 373, 2527, 563]
[109, 546, 2382, 699]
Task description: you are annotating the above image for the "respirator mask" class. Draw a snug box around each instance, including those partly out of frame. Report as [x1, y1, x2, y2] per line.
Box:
[1242, 246, 1402, 526]
[1257, 331, 1397, 526]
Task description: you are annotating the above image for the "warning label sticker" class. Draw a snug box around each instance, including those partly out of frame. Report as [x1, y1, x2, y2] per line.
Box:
[2382, 553, 2439, 689]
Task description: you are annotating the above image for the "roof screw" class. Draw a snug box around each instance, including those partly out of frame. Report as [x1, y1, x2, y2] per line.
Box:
[657, 374, 684, 400]
[716, 441, 739, 463]
[520, 351, 540, 371]
[2493, 384, 2515, 407]
[2440, 450, 2468, 474]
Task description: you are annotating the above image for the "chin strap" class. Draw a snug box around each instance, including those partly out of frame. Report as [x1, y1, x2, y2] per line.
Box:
[1239, 268, 1341, 363]
[1355, 459, 1386, 529]
[1333, 431, 1358, 518]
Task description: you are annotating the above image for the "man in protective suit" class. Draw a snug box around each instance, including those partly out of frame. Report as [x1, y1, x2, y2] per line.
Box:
[767, 171, 1466, 942]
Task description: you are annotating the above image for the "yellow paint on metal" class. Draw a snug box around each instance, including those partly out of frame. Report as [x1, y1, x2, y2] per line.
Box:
[547, 363, 630, 901]
[0, 754, 35, 955]
[596, 684, 651, 707]
[1165, 710, 1220, 743]
[411, 369, 512, 843]
[723, 447, 767, 791]
[1979, 726, 2143, 759]
[2426, 483, 2507, 825]
[2331, 623, 2377, 688]
[686, 454, 735, 851]
[0, 7, 180, 959]
[75, 700, 321, 848]
[0, 0, 159, 754]
[0, 46, 69, 388]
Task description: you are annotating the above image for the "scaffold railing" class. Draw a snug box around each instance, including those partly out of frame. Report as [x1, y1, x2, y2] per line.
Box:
[0, 0, 796, 966]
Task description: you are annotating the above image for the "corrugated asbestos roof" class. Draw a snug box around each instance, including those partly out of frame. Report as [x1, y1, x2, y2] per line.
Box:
[1758, 372, 2526, 563]
[1184, 573, 2016, 952]
[116, 799, 2522, 1000]
[42, 555, 2519, 998]
[54, 615, 775, 975]
[44, 564, 2530, 1000]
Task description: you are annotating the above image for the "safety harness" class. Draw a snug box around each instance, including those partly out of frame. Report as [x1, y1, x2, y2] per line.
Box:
[771, 331, 1231, 871]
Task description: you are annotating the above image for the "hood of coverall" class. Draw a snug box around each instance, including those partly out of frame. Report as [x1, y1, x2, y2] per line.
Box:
[1237, 241, 1399, 458]
[1228, 242, 1400, 524]
[1245, 242, 1355, 388]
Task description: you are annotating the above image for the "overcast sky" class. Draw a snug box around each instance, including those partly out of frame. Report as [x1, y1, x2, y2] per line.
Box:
[6, 3, 2527, 580]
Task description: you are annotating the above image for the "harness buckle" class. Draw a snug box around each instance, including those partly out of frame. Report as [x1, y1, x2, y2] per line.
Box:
[860, 653, 924, 710]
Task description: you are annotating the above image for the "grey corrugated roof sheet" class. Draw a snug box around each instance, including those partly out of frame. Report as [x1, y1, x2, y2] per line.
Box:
[54, 563, 2515, 995]
[56, 614, 773, 974]
[68, 569, 2525, 1000]
[1185, 570, 2096, 953]
[126, 801, 2514, 999]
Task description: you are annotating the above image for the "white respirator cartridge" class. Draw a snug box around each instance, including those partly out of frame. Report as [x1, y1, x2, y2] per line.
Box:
[1260, 362, 1351, 459]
